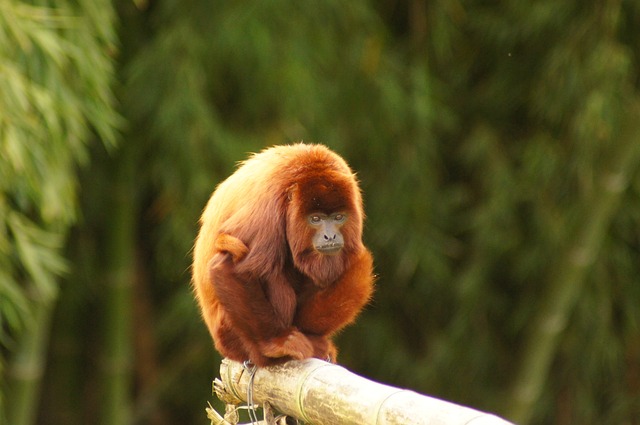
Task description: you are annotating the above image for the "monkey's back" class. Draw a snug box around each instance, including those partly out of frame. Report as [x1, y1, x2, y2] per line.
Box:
[192, 143, 353, 324]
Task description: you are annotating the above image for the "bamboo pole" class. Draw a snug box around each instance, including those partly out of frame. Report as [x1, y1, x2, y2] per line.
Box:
[100, 146, 137, 425]
[5, 289, 56, 425]
[505, 103, 640, 424]
[212, 358, 513, 425]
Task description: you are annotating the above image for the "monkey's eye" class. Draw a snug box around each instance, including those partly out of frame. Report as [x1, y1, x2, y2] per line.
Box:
[333, 214, 346, 222]
[309, 215, 322, 224]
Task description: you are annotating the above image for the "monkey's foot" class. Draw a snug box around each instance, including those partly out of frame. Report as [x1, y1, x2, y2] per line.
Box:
[259, 329, 313, 360]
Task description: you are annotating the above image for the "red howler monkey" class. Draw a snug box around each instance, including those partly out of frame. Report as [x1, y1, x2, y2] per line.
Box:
[192, 143, 374, 366]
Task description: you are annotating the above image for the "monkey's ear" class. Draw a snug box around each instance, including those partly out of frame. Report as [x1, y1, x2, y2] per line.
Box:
[286, 184, 298, 201]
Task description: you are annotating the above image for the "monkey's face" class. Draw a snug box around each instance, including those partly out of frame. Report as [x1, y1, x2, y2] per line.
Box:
[285, 173, 362, 285]
[307, 212, 347, 255]
[285, 202, 351, 286]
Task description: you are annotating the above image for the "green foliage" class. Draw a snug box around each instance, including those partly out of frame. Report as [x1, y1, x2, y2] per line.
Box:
[0, 0, 118, 326]
[0, 0, 119, 423]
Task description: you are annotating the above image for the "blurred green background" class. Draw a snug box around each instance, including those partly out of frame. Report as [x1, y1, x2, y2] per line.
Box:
[2, 1, 640, 424]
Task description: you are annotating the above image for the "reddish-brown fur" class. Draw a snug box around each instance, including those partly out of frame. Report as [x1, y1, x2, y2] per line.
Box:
[192, 143, 374, 366]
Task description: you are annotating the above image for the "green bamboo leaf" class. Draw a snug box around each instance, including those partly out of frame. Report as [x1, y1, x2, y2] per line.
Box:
[8, 213, 66, 302]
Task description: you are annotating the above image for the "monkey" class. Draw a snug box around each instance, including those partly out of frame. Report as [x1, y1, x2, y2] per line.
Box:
[192, 143, 374, 366]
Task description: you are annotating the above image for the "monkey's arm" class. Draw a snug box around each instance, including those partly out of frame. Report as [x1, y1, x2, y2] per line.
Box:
[210, 252, 313, 364]
[295, 248, 374, 337]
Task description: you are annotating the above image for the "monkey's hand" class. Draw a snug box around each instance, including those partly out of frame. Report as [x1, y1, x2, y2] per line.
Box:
[306, 334, 337, 363]
[259, 328, 313, 360]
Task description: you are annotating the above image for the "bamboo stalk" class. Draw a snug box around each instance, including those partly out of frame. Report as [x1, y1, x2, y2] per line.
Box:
[100, 147, 137, 425]
[214, 358, 513, 425]
[505, 105, 640, 424]
[5, 291, 56, 425]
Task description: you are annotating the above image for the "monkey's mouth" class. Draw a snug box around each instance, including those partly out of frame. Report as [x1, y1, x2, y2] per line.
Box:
[315, 244, 343, 255]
